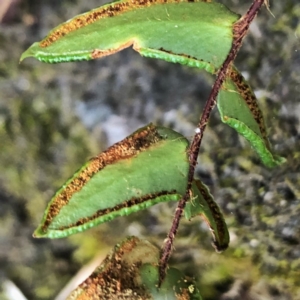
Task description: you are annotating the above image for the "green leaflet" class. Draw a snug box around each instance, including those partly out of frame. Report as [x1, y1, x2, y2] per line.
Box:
[217, 68, 286, 167]
[34, 124, 190, 238]
[67, 236, 202, 299]
[20, 0, 239, 73]
[140, 265, 202, 299]
[185, 180, 229, 252]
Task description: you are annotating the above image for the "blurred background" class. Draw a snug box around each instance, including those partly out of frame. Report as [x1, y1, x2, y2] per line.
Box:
[0, 0, 299, 299]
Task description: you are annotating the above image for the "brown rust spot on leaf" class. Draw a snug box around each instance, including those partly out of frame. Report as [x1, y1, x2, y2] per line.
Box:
[159, 47, 209, 64]
[40, 0, 212, 47]
[91, 40, 135, 59]
[67, 237, 152, 300]
[58, 190, 177, 231]
[176, 288, 191, 300]
[42, 124, 163, 231]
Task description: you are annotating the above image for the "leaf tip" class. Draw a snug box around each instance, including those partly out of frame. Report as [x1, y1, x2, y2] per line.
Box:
[20, 42, 40, 62]
[33, 226, 47, 238]
[266, 155, 286, 168]
[212, 240, 229, 253]
[20, 50, 32, 63]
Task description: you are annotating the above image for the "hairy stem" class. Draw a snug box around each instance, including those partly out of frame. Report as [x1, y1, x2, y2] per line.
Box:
[159, 0, 265, 283]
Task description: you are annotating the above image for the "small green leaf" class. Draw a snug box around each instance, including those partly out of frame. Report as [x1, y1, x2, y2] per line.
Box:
[67, 236, 202, 299]
[217, 67, 285, 167]
[20, 0, 239, 73]
[34, 124, 191, 238]
[140, 264, 202, 300]
[185, 180, 229, 252]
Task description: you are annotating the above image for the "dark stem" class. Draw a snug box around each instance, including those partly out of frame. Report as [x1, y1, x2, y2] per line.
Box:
[159, 0, 265, 284]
